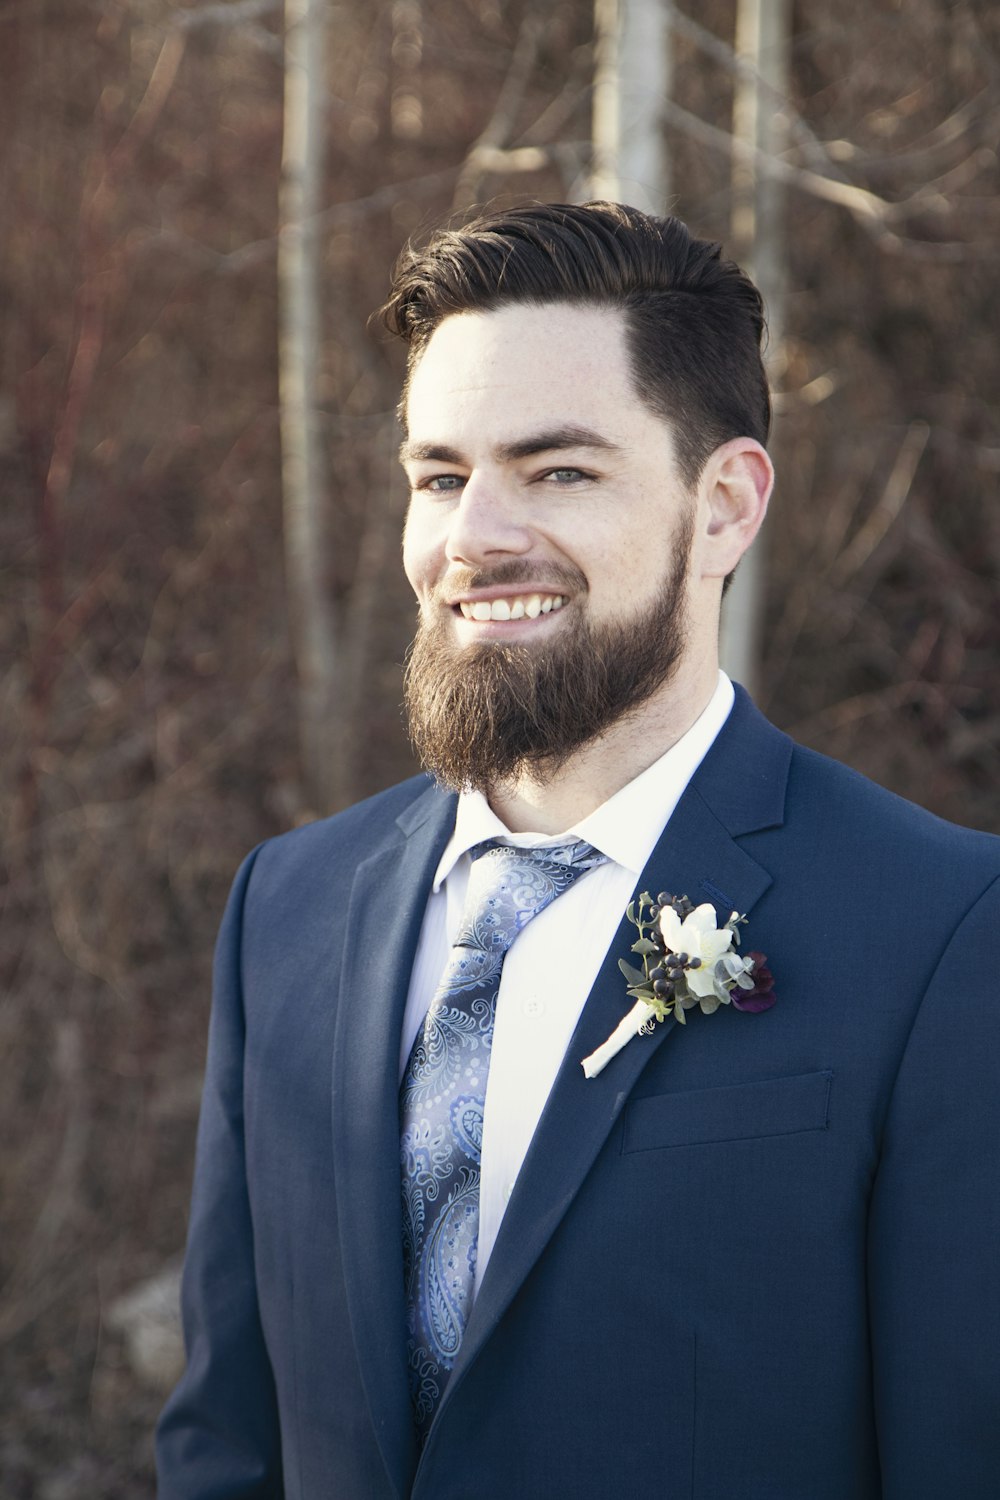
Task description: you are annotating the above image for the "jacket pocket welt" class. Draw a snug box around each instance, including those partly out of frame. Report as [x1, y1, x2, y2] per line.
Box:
[623, 1069, 833, 1153]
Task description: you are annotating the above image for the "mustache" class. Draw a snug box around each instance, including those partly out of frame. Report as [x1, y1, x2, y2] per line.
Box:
[433, 559, 588, 601]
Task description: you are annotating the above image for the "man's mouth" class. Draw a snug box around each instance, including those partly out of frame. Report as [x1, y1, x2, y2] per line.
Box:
[456, 593, 567, 622]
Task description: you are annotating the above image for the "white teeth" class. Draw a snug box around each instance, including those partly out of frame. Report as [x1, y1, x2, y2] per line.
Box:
[459, 593, 566, 621]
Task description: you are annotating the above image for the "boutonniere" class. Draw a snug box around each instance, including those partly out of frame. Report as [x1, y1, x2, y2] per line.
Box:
[581, 892, 776, 1078]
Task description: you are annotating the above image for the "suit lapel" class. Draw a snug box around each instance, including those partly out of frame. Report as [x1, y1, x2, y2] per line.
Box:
[331, 781, 456, 1499]
[443, 690, 791, 1407]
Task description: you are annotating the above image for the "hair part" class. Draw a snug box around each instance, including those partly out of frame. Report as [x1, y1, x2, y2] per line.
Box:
[381, 200, 771, 489]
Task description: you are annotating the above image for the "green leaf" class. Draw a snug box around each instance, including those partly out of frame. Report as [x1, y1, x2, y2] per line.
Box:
[673, 1003, 686, 1024]
[625, 901, 636, 925]
[631, 937, 658, 956]
[618, 959, 647, 986]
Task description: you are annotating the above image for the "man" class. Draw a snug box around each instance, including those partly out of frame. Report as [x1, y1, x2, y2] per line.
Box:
[157, 202, 1000, 1499]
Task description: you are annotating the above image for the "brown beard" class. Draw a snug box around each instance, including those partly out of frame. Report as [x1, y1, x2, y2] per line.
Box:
[403, 516, 693, 794]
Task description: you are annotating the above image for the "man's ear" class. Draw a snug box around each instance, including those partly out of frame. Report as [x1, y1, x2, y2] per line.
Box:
[699, 438, 773, 580]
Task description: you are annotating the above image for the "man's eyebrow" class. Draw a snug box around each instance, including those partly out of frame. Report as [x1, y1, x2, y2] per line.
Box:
[399, 425, 621, 466]
[494, 426, 621, 462]
[398, 440, 464, 465]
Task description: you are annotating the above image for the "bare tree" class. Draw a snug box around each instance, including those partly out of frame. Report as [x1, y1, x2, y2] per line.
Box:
[590, 0, 673, 210]
[718, 0, 792, 693]
[278, 0, 341, 812]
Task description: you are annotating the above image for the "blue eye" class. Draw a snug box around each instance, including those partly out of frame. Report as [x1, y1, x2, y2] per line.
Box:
[421, 474, 465, 493]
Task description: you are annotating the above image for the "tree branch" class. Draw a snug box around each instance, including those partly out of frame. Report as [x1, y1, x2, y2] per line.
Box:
[176, 0, 281, 28]
[662, 98, 981, 258]
[452, 13, 546, 209]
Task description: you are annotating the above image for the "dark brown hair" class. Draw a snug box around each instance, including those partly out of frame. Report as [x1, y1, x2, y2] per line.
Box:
[381, 200, 771, 486]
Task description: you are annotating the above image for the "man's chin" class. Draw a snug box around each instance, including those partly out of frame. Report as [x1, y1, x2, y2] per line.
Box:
[404, 575, 689, 794]
[442, 611, 572, 654]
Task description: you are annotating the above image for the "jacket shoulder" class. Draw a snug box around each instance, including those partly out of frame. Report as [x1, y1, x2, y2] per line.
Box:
[239, 774, 454, 904]
[719, 688, 1000, 911]
[787, 738, 1000, 866]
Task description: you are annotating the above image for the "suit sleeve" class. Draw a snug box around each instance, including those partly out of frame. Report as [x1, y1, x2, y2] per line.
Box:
[156, 846, 284, 1500]
[868, 874, 1000, 1498]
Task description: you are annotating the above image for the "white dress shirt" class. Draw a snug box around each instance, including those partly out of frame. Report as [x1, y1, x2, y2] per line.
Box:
[400, 672, 735, 1294]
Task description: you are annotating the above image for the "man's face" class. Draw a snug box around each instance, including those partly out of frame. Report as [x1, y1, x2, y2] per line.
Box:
[400, 301, 698, 790]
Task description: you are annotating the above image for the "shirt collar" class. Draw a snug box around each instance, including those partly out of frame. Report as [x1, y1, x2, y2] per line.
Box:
[431, 672, 735, 890]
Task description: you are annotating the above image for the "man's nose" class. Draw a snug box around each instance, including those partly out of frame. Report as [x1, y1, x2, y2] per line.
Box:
[444, 474, 532, 567]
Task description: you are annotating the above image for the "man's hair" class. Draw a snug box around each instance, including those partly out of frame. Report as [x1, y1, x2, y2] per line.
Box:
[381, 200, 771, 487]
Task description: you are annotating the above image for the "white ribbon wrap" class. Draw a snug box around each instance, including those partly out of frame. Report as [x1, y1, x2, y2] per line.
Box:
[581, 999, 657, 1079]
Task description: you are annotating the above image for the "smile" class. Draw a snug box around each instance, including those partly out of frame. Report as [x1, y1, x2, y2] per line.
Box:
[457, 594, 567, 622]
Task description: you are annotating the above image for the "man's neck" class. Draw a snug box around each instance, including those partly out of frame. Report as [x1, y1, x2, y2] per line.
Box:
[486, 661, 720, 835]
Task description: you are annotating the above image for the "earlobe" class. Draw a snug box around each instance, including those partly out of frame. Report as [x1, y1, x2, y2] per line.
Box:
[701, 438, 774, 578]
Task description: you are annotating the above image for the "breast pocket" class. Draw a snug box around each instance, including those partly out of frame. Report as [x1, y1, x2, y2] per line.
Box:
[622, 1069, 833, 1153]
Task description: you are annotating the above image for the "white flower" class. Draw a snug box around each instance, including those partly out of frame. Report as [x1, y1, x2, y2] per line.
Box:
[658, 902, 736, 998]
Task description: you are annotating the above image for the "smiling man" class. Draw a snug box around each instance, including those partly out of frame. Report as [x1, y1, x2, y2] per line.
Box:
[157, 203, 1000, 1500]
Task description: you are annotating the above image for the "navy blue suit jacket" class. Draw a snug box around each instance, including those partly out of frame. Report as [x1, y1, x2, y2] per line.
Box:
[157, 689, 1000, 1498]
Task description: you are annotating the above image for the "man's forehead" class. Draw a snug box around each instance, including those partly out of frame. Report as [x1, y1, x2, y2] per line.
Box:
[402, 302, 635, 435]
[412, 300, 629, 362]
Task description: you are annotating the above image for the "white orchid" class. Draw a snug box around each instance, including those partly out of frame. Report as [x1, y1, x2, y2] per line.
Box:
[657, 902, 739, 1001]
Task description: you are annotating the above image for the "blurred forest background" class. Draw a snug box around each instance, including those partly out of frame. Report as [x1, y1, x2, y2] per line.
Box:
[1, 0, 998, 1493]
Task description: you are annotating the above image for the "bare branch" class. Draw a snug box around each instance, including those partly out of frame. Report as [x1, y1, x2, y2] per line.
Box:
[830, 423, 929, 587]
[452, 14, 545, 210]
[667, 5, 999, 205]
[662, 98, 982, 258]
[130, 167, 462, 275]
[825, 91, 998, 176]
[315, 168, 461, 229]
[176, 0, 281, 28]
[110, 28, 188, 170]
[517, 58, 593, 147]
[666, 3, 850, 182]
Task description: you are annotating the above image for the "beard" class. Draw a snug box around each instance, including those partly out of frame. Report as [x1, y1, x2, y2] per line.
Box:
[403, 515, 694, 795]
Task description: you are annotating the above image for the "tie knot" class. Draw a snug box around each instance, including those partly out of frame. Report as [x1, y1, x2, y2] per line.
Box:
[455, 839, 608, 959]
[470, 836, 604, 871]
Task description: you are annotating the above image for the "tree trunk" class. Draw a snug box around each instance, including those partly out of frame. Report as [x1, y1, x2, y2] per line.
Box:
[718, 0, 791, 695]
[278, 0, 343, 814]
[590, 0, 672, 211]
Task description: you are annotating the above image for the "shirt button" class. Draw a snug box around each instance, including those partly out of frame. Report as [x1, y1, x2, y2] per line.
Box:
[523, 997, 544, 1018]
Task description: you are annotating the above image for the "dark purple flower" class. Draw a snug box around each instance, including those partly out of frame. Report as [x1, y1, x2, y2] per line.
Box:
[731, 951, 777, 1013]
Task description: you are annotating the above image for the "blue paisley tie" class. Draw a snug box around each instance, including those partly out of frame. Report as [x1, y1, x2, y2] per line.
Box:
[399, 838, 607, 1439]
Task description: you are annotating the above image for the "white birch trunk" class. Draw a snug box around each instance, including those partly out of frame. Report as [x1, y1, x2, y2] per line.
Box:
[718, 0, 792, 696]
[590, 0, 672, 211]
[279, 0, 340, 812]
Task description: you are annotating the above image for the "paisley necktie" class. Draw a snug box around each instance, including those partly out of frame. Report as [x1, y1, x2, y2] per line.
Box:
[399, 837, 607, 1439]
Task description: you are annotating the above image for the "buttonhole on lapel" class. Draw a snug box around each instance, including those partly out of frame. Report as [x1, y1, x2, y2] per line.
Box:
[700, 879, 734, 915]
